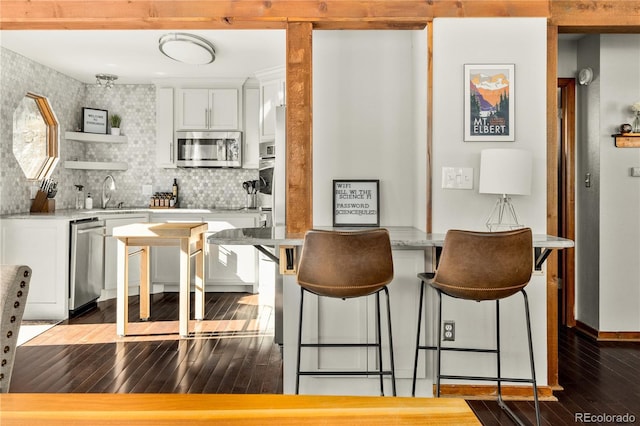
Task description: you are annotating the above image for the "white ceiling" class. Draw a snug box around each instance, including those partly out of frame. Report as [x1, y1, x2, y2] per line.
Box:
[0, 30, 286, 85]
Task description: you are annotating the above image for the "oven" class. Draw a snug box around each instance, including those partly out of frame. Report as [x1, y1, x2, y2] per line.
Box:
[258, 141, 275, 212]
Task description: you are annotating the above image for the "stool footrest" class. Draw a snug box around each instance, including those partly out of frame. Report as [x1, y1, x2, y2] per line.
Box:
[301, 343, 380, 348]
[417, 345, 499, 354]
[298, 370, 394, 377]
[440, 374, 535, 384]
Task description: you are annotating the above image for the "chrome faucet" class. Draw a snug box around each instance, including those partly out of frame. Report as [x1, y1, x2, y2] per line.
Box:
[101, 175, 117, 209]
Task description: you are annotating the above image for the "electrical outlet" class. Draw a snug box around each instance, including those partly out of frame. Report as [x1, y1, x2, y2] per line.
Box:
[142, 184, 153, 196]
[443, 320, 455, 341]
[442, 167, 473, 190]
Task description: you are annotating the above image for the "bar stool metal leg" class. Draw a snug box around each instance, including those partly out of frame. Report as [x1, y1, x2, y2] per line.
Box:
[375, 291, 384, 395]
[523, 290, 541, 426]
[295, 287, 305, 395]
[383, 286, 397, 396]
[411, 280, 425, 396]
[435, 288, 443, 397]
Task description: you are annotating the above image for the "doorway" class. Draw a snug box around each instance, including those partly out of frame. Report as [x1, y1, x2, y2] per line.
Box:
[557, 78, 576, 327]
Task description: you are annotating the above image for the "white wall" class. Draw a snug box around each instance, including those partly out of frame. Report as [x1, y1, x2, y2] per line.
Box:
[573, 34, 640, 333]
[433, 18, 549, 384]
[576, 35, 601, 329]
[598, 35, 640, 332]
[312, 30, 426, 227]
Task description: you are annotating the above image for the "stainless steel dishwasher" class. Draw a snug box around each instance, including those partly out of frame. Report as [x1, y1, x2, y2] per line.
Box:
[69, 217, 105, 316]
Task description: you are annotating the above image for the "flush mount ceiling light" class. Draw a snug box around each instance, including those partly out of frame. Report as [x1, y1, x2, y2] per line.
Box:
[159, 33, 216, 65]
[95, 73, 118, 88]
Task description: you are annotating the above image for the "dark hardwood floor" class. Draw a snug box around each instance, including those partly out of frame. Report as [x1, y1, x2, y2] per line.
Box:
[12, 292, 640, 425]
[12, 292, 283, 394]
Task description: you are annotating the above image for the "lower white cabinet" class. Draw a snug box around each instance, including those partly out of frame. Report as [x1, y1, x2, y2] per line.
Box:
[0, 218, 70, 320]
[149, 213, 260, 293]
[204, 215, 259, 293]
[103, 215, 148, 300]
[150, 214, 203, 289]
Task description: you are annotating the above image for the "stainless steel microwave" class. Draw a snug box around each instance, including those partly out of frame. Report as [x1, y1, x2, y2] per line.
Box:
[175, 131, 242, 168]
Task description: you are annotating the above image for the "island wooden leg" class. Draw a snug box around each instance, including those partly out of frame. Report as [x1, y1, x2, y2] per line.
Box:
[116, 238, 129, 336]
[139, 246, 150, 321]
[179, 238, 190, 337]
[194, 236, 205, 321]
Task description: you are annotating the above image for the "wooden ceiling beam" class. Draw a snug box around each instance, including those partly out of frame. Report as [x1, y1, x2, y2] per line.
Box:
[2, 1, 638, 31]
[0, 1, 554, 30]
[551, 1, 640, 29]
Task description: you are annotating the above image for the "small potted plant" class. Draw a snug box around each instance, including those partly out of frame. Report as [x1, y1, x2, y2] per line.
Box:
[109, 113, 122, 136]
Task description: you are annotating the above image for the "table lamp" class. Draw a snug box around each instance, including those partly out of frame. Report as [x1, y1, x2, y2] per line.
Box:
[478, 148, 532, 231]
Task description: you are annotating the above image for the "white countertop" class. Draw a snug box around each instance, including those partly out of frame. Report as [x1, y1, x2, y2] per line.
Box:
[207, 226, 575, 249]
[0, 207, 264, 221]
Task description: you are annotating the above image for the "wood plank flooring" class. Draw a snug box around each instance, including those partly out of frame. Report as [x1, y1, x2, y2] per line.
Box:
[11, 292, 640, 425]
[12, 292, 283, 394]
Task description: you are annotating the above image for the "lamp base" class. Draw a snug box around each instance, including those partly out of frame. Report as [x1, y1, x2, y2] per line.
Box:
[485, 195, 524, 232]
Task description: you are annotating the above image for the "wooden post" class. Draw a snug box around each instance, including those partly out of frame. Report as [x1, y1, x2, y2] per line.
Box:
[286, 22, 313, 234]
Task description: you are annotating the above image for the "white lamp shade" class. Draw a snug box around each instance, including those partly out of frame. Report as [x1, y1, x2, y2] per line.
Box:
[479, 149, 532, 196]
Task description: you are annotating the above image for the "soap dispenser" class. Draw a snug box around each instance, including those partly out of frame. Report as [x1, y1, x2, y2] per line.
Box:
[85, 192, 93, 209]
[74, 185, 84, 210]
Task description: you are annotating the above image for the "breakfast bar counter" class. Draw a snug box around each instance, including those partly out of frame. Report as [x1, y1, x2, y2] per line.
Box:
[208, 226, 573, 396]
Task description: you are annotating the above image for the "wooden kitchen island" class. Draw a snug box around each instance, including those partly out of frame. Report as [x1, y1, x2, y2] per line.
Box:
[113, 222, 208, 337]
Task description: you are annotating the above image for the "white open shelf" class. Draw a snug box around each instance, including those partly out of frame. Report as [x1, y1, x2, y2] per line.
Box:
[64, 161, 128, 170]
[65, 131, 128, 144]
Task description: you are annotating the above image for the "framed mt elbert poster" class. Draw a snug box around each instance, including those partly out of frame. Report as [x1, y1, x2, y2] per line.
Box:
[464, 64, 515, 142]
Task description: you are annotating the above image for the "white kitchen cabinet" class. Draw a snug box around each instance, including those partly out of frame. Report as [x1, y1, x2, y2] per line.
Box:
[0, 218, 70, 320]
[155, 87, 176, 168]
[176, 88, 239, 130]
[148, 213, 259, 293]
[256, 66, 285, 143]
[103, 215, 148, 300]
[259, 78, 285, 142]
[243, 82, 260, 169]
[204, 215, 259, 293]
[149, 214, 203, 289]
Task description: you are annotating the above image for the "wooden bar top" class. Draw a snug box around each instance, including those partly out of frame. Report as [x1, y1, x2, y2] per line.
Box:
[0, 393, 480, 425]
[113, 222, 208, 239]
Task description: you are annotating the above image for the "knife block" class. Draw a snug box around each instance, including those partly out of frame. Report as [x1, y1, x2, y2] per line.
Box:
[30, 190, 55, 212]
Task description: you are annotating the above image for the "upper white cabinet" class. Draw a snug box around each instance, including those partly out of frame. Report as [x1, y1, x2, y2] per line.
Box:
[177, 88, 239, 130]
[243, 79, 260, 169]
[155, 87, 176, 168]
[256, 66, 285, 142]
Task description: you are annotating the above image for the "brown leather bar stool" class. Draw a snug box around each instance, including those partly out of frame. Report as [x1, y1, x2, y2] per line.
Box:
[412, 228, 540, 426]
[295, 228, 396, 396]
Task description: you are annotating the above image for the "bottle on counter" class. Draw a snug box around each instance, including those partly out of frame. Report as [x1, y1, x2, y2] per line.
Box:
[172, 178, 179, 207]
[74, 185, 84, 210]
[85, 192, 93, 209]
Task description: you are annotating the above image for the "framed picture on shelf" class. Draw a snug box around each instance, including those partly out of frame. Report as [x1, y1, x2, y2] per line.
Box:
[333, 179, 380, 227]
[82, 107, 108, 134]
[464, 64, 515, 142]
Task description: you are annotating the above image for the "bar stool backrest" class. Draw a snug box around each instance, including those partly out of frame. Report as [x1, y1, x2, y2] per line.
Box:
[297, 229, 394, 299]
[433, 228, 533, 301]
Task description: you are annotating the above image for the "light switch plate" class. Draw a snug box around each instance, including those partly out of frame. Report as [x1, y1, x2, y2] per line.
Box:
[631, 167, 640, 177]
[442, 167, 473, 190]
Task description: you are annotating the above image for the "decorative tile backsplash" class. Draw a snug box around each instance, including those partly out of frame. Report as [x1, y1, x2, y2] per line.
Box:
[1, 47, 257, 215]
